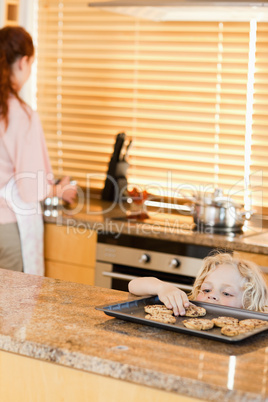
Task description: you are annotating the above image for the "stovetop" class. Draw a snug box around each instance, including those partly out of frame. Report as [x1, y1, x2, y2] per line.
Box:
[112, 211, 265, 239]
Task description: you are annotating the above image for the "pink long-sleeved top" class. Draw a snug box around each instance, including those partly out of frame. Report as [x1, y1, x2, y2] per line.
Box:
[0, 97, 53, 224]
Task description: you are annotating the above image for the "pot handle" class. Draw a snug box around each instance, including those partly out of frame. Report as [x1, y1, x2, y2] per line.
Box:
[183, 202, 195, 215]
[239, 210, 256, 220]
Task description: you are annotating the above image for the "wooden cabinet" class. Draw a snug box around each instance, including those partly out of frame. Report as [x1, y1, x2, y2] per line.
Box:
[3, 0, 20, 25]
[0, 350, 199, 402]
[233, 251, 268, 285]
[44, 223, 96, 285]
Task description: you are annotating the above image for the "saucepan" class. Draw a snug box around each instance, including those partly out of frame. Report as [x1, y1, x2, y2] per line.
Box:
[191, 189, 254, 230]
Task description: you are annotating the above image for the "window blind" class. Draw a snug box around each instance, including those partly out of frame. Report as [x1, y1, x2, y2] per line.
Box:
[251, 22, 268, 209]
[36, 1, 264, 206]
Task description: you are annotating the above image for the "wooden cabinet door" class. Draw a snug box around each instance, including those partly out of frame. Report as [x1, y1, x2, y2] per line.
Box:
[4, 0, 20, 25]
[45, 260, 95, 285]
[44, 223, 97, 285]
[44, 224, 96, 267]
[233, 251, 268, 285]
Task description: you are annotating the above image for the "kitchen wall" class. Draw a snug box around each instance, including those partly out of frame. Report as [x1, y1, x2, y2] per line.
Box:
[2, 1, 268, 209]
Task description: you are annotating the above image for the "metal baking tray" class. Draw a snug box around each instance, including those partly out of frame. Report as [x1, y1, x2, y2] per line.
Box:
[96, 296, 268, 343]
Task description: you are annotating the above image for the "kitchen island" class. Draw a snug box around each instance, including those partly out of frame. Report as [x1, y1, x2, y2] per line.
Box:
[0, 269, 267, 402]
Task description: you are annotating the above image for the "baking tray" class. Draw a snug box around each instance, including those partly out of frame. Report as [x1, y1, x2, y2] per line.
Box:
[96, 296, 268, 343]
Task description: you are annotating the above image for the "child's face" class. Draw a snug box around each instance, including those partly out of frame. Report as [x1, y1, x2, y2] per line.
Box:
[196, 264, 244, 308]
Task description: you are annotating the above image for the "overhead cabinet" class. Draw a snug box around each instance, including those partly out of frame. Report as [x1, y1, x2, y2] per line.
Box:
[3, 0, 20, 25]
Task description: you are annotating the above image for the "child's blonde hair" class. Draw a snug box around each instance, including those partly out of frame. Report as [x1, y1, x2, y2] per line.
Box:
[189, 252, 268, 312]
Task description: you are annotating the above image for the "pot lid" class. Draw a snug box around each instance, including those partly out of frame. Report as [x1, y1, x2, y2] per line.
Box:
[195, 189, 242, 209]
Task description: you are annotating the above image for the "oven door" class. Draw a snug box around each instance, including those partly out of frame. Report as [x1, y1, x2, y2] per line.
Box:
[95, 261, 195, 293]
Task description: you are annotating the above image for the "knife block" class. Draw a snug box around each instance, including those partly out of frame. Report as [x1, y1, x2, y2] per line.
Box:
[102, 132, 126, 202]
[115, 161, 129, 201]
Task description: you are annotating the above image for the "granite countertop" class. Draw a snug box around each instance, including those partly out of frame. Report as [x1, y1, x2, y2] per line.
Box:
[1, 269, 267, 402]
[44, 198, 268, 255]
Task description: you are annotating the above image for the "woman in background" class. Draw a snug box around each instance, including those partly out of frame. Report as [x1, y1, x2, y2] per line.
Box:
[0, 26, 77, 274]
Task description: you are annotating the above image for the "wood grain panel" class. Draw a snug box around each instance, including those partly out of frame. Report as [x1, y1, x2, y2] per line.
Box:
[0, 350, 201, 402]
[233, 251, 268, 285]
[44, 223, 96, 267]
[45, 260, 95, 285]
[232, 251, 268, 268]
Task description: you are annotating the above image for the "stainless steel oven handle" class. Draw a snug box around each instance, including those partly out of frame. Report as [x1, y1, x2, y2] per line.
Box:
[102, 271, 193, 291]
[102, 271, 138, 281]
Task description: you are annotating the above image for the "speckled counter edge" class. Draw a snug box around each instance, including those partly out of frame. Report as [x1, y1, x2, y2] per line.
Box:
[0, 334, 264, 402]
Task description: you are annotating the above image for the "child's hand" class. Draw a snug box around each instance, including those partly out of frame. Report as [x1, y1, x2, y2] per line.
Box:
[157, 283, 190, 316]
[128, 277, 190, 316]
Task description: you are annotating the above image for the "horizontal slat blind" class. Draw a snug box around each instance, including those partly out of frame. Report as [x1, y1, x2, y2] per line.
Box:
[36, 1, 252, 203]
[251, 22, 268, 208]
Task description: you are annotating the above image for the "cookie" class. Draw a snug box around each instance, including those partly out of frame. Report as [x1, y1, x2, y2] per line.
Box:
[144, 305, 173, 315]
[212, 316, 239, 328]
[221, 324, 249, 337]
[145, 314, 176, 324]
[185, 304, 206, 317]
[183, 318, 214, 331]
[183, 318, 202, 330]
[221, 325, 241, 337]
[252, 319, 268, 328]
[239, 319, 268, 329]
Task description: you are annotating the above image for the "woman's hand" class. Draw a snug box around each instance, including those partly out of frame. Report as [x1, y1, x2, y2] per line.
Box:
[157, 282, 190, 316]
[56, 176, 77, 204]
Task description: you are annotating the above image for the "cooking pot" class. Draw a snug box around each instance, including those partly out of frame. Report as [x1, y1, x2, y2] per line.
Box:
[191, 189, 253, 230]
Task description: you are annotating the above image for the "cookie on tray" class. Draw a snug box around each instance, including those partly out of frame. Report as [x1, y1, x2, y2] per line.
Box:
[212, 316, 239, 328]
[221, 325, 248, 337]
[183, 318, 214, 331]
[145, 313, 176, 324]
[239, 319, 268, 330]
[144, 305, 174, 315]
[185, 304, 206, 317]
[251, 319, 268, 327]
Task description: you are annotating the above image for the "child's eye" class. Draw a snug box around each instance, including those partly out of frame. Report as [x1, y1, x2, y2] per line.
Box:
[223, 292, 233, 297]
[202, 289, 211, 293]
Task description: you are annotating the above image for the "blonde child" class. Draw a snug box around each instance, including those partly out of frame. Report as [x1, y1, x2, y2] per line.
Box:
[128, 253, 268, 315]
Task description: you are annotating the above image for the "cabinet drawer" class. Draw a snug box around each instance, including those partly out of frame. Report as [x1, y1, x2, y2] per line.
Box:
[44, 223, 96, 267]
[45, 260, 95, 285]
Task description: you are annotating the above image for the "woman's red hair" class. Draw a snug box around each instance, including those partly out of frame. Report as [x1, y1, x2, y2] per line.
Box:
[0, 26, 34, 128]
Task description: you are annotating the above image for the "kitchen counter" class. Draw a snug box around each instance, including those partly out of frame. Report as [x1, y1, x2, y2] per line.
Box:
[44, 198, 268, 256]
[1, 268, 267, 402]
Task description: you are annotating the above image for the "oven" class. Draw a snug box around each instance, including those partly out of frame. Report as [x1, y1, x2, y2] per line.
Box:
[95, 233, 215, 292]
